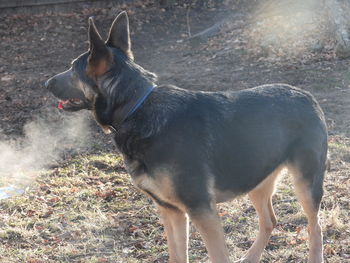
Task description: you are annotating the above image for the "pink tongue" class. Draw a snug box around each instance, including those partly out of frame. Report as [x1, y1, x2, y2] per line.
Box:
[58, 100, 69, 109]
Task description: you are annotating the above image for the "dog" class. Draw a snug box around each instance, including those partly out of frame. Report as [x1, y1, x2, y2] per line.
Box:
[45, 11, 327, 263]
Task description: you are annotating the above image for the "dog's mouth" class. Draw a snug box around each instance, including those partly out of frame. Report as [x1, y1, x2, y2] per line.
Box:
[58, 98, 87, 111]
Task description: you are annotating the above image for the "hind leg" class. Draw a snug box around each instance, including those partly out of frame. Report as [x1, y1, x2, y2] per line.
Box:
[288, 127, 327, 262]
[240, 170, 280, 263]
[292, 168, 324, 263]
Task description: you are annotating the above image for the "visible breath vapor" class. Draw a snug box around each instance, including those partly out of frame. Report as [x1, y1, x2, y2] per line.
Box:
[0, 110, 92, 187]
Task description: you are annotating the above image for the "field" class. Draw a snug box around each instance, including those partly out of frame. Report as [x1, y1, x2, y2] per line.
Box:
[0, 1, 349, 262]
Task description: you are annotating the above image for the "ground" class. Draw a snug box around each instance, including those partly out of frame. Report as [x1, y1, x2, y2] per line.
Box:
[0, 1, 349, 262]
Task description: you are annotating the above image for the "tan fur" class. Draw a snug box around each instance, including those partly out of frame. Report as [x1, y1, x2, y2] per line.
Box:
[158, 206, 189, 263]
[190, 208, 231, 263]
[92, 109, 112, 134]
[132, 171, 187, 212]
[76, 79, 93, 101]
[289, 166, 324, 263]
[132, 164, 324, 263]
[100, 125, 112, 134]
[125, 49, 134, 60]
[240, 167, 283, 263]
[87, 58, 111, 78]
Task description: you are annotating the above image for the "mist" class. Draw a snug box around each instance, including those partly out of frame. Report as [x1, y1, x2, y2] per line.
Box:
[0, 109, 92, 189]
[244, 0, 330, 61]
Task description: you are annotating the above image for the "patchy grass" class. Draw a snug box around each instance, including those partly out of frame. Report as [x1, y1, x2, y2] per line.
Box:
[0, 137, 349, 263]
[0, 153, 164, 263]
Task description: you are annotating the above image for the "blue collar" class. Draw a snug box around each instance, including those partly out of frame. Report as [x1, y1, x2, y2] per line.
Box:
[112, 84, 156, 128]
[124, 85, 156, 121]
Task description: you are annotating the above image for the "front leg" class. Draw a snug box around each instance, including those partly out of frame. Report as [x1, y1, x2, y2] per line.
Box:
[190, 207, 231, 263]
[159, 206, 189, 263]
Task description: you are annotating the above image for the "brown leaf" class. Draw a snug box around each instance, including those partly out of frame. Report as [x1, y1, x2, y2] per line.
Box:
[324, 245, 336, 255]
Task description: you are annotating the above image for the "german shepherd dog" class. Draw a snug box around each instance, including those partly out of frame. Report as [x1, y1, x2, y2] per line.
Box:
[45, 12, 327, 263]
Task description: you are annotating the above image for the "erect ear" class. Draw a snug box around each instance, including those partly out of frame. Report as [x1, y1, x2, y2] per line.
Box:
[87, 17, 112, 79]
[106, 11, 133, 60]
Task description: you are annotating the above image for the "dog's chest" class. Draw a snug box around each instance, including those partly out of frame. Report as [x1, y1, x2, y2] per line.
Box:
[124, 159, 185, 210]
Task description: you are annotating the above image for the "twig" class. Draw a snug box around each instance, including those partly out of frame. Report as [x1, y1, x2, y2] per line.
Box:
[188, 13, 244, 45]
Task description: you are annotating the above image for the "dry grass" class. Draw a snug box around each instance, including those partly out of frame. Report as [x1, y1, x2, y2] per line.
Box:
[0, 135, 349, 262]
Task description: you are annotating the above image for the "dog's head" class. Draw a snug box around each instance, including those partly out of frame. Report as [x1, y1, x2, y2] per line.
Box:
[45, 11, 133, 112]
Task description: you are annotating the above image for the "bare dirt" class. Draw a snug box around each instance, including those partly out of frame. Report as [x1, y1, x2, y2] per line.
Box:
[0, 1, 349, 262]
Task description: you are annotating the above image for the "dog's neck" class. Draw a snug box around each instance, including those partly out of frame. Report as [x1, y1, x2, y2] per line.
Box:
[95, 66, 156, 130]
[112, 83, 156, 125]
